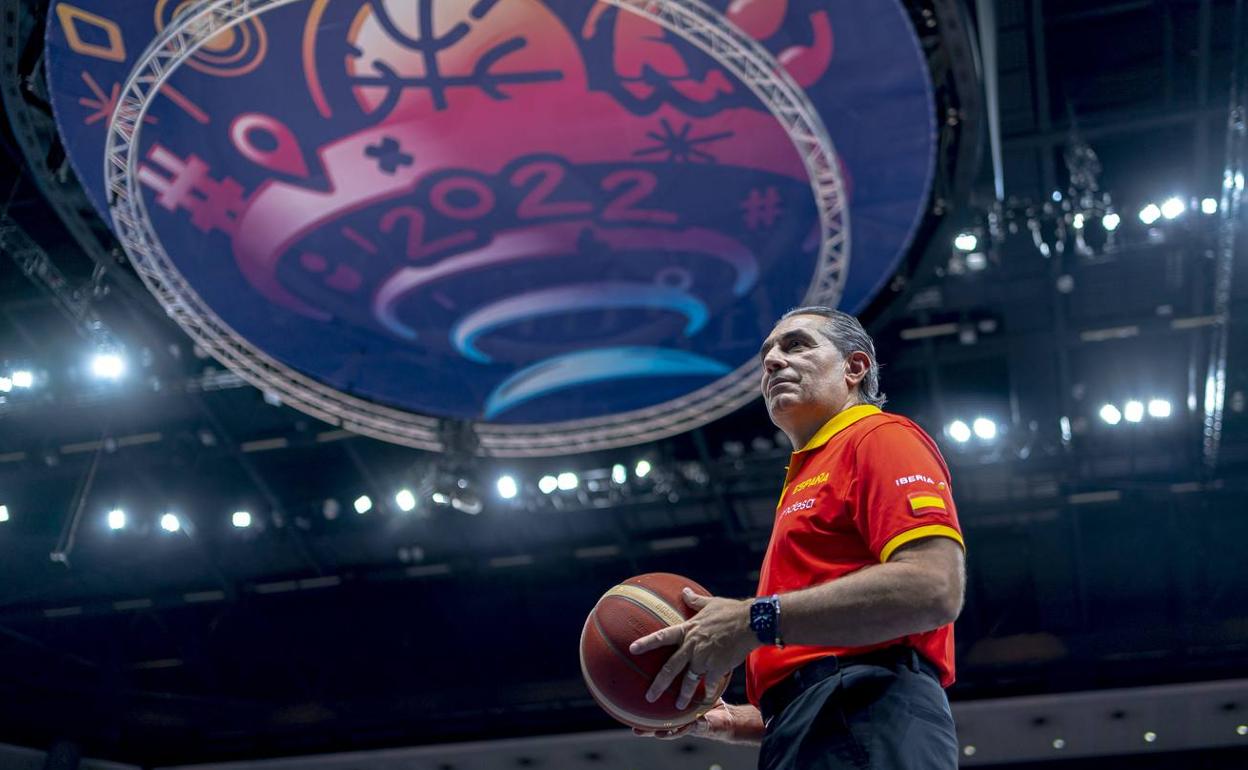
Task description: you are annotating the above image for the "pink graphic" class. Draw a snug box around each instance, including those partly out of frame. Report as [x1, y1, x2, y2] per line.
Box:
[230, 113, 309, 177]
[137, 143, 248, 235]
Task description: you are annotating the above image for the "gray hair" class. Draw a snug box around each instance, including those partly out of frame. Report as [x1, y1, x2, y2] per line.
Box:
[779, 306, 886, 408]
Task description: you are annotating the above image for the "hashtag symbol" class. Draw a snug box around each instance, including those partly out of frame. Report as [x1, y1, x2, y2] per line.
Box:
[137, 144, 248, 235]
[741, 186, 782, 231]
[364, 137, 414, 174]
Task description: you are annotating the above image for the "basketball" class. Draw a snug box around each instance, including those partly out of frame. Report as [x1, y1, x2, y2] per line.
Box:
[579, 573, 731, 731]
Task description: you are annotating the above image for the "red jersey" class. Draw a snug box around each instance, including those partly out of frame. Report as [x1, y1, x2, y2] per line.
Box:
[746, 405, 964, 707]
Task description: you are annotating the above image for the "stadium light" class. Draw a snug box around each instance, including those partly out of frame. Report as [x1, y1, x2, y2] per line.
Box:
[946, 420, 971, 443]
[556, 471, 579, 491]
[353, 495, 372, 514]
[1102, 212, 1121, 231]
[1160, 197, 1185, 220]
[538, 475, 558, 494]
[971, 417, 997, 440]
[1123, 400, 1145, 423]
[91, 352, 126, 380]
[395, 489, 416, 512]
[107, 508, 126, 530]
[635, 460, 652, 478]
[160, 512, 181, 532]
[1147, 398, 1172, 418]
[1138, 203, 1161, 225]
[1099, 403, 1122, 425]
[496, 475, 518, 499]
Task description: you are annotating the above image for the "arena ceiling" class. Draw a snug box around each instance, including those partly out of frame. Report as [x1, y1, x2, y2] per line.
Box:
[0, 0, 1246, 765]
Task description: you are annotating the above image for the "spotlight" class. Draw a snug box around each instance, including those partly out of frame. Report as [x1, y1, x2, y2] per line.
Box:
[953, 232, 978, 252]
[395, 489, 416, 512]
[1102, 212, 1121, 231]
[611, 464, 627, 484]
[1138, 203, 1161, 225]
[353, 495, 373, 514]
[947, 420, 971, 443]
[635, 460, 652, 478]
[1099, 404, 1122, 425]
[1147, 398, 1172, 418]
[972, 417, 997, 440]
[1202, 197, 1219, 215]
[0, 377, 9, 393]
[160, 512, 181, 532]
[496, 475, 518, 499]
[1160, 197, 1185, 220]
[538, 475, 558, 494]
[1123, 400, 1145, 423]
[556, 471, 579, 491]
[11, 370, 32, 388]
[0, 504, 8, 523]
[91, 352, 126, 380]
[107, 508, 126, 530]
[232, 510, 252, 528]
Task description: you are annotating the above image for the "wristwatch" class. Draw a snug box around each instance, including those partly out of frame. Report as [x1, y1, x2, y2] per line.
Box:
[750, 594, 784, 647]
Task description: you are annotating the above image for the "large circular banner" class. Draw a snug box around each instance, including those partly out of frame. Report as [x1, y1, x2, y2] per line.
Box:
[46, 0, 935, 455]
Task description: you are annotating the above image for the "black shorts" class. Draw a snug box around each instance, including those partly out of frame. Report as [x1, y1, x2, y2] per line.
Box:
[758, 648, 958, 770]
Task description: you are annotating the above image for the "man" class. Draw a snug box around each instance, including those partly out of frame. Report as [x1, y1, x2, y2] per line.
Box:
[630, 307, 965, 768]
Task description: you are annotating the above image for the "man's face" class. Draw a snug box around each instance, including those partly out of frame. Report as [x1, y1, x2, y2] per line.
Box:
[758, 314, 852, 426]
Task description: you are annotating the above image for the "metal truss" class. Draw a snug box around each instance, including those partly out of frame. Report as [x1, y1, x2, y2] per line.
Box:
[104, 0, 848, 457]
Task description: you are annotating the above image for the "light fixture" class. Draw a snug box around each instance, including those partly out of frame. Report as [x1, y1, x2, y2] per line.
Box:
[431, 492, 450, 505]
[107, 508, 126, 530]
[611, 464, 627, 484]
[1160, 197, 1185, 220]
[11, 370, 32, 388]
[160, 512, 181, 532]
[538, 475, 558, 494]
[1102, 212, 1121, 231]
[946, 420, 971, 443]
[1236, 724, 1247, 736]
[1143, 731, 1157, 743]
[953, 232, 978, 252]
[1138, 203, 1162, 225]
[0, 504, 8, 523]
[1202, 197, 1219, 214]
[496, 475, 518, 499]
[1052, 738, 1065, 750]
[1072, 213, 1085, 229]
[353, 495, 373, 514]
[635, 460, 652, 478]
[232, 510, 252, 528]
[962, 745, 976, 757]
[556, 471, 579, 491]
[1147, 398, 1172, 418]
[972, 417, 997, 440]
[395, 489, 417, 512]
[1123, 400, 1145, 423]
[91, 352, 126, 380]
[1099, 404, 1122, 425]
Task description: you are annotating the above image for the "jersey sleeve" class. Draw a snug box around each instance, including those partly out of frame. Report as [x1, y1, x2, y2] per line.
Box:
[851, 421, 965, 562]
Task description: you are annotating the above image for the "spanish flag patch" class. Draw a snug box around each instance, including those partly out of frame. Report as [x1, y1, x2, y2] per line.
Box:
[907, 492, 947, 516]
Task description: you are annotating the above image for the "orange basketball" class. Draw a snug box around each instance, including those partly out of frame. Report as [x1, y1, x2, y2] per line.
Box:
[579, 572, 731, 731]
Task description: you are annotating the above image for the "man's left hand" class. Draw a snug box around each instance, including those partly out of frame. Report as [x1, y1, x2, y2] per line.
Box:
[629, 588, 759, 709]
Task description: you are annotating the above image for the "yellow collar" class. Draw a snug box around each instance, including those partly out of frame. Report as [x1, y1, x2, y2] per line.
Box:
[797, 404, 883, 452]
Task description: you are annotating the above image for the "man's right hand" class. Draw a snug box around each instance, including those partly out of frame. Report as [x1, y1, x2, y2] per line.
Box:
[632, 700, 765, 745]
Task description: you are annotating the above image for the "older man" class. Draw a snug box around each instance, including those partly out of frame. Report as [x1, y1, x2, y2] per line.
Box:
[631, 307, 965, 768]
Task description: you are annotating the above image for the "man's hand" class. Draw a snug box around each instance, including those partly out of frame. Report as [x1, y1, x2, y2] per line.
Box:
[632, 700, 766, 745]
[629, 587, 759, 709]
